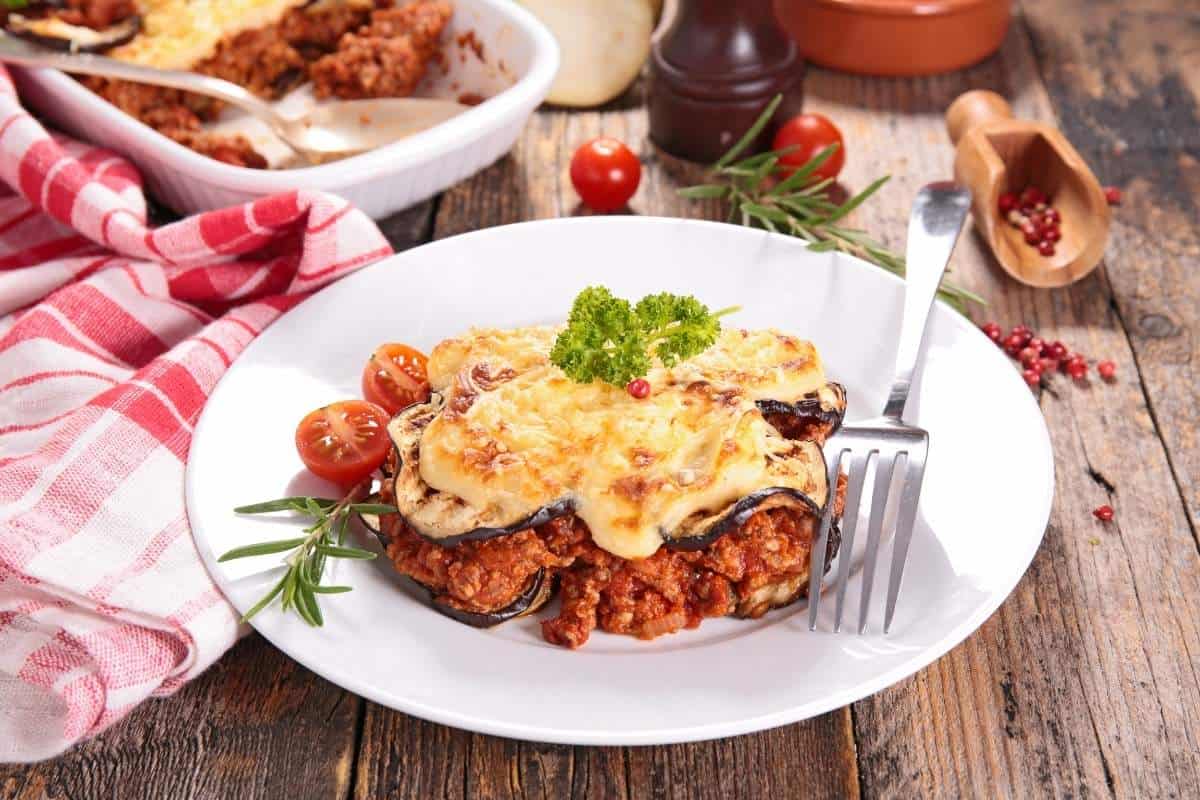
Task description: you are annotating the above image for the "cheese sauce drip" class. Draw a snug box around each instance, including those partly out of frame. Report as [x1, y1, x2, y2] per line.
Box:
[418, 325, 829, 559]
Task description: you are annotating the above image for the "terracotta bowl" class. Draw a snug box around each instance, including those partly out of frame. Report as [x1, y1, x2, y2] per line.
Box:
[772, 0, 1010, 77]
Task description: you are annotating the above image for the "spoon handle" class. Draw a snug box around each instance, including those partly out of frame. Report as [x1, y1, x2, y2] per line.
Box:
[882, 181, 971, 422]
[0, 33, 282, 127]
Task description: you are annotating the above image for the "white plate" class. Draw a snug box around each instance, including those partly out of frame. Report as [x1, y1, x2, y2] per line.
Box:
[186, 217, 1054, 744]
[11, 0, 559, 218]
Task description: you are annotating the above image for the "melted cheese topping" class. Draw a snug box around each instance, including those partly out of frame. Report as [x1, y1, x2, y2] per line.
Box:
[418, 326, 829, 559]
[109, 0, 307, 69]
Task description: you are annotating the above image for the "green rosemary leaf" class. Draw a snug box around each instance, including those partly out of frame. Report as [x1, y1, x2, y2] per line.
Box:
[773, 197, 821, 220]
[724, 146, 794, 172]
[714, 94, 782, 169]
[740, 202, 790, 223]
[311, 584, 353, 594]
[794, 177, 836, 197]
[824, 175, 891, 225]
[748, 156, 779, 188]
[755, 215, 780, 233]
[233, 497, 336, 514]
[315, 544, 378, 560]
[281, 569, 298, 612]
[767, 144, 837, 196]
[806, 239, 840, 253]
[217, 537, 307, 562]
[334, 511, 349, 546]
[348, 503, 398, 515]
[303, 497, 325, 519]
[677, 185, 729, 199]
[718, 166, 759, 178]
[239, 573, 288, 623]
[292, 582, 322, 627]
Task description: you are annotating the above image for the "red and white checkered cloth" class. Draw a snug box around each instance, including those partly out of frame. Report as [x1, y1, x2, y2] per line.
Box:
[0, 65, 393, 761]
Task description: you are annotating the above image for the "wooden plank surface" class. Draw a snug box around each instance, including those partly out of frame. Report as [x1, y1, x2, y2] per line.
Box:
[0, 636, 360, 800]
[802, 3, 1200, 797]
[4, 3, 1200, 798]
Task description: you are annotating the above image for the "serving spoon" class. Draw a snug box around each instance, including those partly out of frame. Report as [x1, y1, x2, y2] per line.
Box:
[0, 33, 469, 164]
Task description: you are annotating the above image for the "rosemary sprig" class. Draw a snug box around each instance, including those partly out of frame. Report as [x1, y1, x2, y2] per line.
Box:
[679, 95, 984, 314]
[222, 488, 383, 626]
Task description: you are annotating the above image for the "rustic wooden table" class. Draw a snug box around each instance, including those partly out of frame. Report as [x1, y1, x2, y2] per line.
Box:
[3, 1, 1198, 797]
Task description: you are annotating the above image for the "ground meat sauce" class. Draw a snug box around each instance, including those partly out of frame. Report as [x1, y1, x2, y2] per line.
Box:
[380, 474, 848, 649]
[309, 0, 451, 99]
[74, 0, 452, 167]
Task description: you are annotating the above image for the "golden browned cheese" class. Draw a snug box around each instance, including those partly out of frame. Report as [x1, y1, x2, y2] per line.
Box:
[416, 326, 830, 559]
[109, 0, 320, 69]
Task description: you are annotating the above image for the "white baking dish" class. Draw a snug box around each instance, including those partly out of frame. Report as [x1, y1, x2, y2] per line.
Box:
[10, 0, 558, 219]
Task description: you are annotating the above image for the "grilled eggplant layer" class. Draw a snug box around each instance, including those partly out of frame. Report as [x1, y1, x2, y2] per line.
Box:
[387, 394, 832, 552]
[359, 503, 555, 628]
[6, 13, 141, 51]
[423, 568, 554, 628]
[758, 381, 847, 444]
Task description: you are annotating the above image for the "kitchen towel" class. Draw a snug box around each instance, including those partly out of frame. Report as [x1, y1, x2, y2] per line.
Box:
[0, 64, 392, 761]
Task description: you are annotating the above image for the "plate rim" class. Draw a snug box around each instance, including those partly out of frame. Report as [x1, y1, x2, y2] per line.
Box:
[185, 215, 1055, 744]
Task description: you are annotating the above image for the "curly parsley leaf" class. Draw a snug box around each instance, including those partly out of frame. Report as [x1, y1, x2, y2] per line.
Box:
[550, 287, 739, 386]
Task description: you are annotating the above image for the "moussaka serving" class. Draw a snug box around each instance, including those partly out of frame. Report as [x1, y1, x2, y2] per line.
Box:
[367, 324, 847, 648]
[2, 0, 452, 166]
[225, 289, 848, 648]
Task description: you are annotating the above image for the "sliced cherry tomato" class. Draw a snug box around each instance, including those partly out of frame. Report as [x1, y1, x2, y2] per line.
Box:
[569, 137, 641, 212]
[772, 113, 845, 183]
[361, 343, 430, 415]
[295, 400, 390, 486]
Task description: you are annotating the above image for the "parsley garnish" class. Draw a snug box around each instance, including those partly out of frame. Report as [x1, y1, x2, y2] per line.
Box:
[549, 286, 738, 386]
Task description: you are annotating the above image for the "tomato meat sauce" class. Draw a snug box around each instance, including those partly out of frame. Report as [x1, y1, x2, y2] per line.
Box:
[379, 475, 847, 648]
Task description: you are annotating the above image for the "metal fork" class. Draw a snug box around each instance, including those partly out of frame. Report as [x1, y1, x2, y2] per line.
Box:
[807, 181, 972, 635]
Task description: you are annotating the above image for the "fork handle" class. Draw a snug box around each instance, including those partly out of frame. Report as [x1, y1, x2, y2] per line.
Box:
[883, 182, 972, 421]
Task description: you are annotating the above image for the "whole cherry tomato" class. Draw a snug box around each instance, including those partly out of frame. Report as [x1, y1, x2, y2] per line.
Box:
[570, 137, 641, 212]
[772, 113, 845, 183]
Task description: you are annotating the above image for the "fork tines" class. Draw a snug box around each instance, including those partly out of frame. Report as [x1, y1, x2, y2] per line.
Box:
[806, 425, 929, 634]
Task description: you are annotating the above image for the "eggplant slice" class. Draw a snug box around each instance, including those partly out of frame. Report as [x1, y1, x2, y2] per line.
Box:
[5, 13, 140, 52]
[662, 487, 821, 552]
[758, 381, 847, 445]
[387, 395, 574, 546]
[363, 496, 555, 628]
[423, 568, 555, 628]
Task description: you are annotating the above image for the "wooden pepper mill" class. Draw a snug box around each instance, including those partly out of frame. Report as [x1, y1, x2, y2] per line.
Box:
[947, 90, 1110, 288]
[648, 0, 803, 163]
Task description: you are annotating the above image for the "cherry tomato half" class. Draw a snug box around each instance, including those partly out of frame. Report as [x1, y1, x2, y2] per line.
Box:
[772, 113, 845, 183]
[295, 400, 390, 486]
[361, 343, 430, 415]
[569, 137, 641, 212]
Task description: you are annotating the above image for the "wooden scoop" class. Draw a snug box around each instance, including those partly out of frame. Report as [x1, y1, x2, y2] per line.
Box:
[946, 90, 1110, 287]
